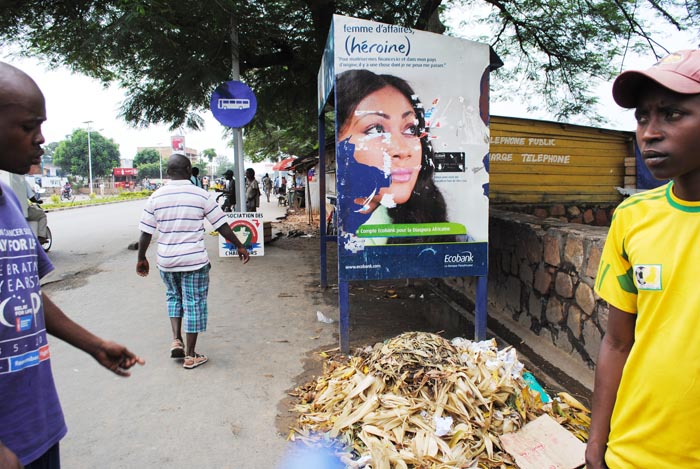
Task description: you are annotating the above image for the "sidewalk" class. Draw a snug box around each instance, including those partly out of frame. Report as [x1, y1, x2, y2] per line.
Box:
[42, 195, 592, 468]
[45, 196, 338, 468]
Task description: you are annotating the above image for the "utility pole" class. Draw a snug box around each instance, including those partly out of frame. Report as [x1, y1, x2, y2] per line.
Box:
[83, 120, 94, 195]
[230, 15, 246, 213]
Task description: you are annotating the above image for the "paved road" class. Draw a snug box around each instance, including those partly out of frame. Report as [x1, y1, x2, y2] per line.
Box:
[41, 198, 333, 468]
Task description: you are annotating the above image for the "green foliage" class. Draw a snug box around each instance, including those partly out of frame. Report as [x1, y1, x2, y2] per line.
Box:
[134, 161, 163, 179]
[42, 190, 152, 209]
[53, 129, 121, 178]
[202, 148, 217, 162]
[447, 0, 697, 121]
[133, 148, 161, 167]
[2, 0, 696, 153]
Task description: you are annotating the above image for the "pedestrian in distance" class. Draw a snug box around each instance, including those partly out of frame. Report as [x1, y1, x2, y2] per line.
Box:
[190, 166, 202, 188]
[136, 154, 250, 370]
[221, 169, 236, 212]
[0, 61, 145, 469]
[280, 176, 287, 195]
[262, 172, 272, 203]
[24, 176, 49, 244]
[586, 49, 700, 469]
[245, 167, 260, 212]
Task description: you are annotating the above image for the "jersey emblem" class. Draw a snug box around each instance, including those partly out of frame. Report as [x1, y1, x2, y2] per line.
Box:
[633, 264, 662, 290]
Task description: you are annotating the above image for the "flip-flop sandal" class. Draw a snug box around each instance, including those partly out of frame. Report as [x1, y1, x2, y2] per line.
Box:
[170, 339, 185, 358]
[183, 353, 208, 369]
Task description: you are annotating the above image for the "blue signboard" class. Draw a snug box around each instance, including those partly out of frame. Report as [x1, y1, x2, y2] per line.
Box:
[210, 81, 257, 128]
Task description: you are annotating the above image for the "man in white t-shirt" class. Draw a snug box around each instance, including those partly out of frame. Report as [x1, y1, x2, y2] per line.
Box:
[137, 154, 249, 369]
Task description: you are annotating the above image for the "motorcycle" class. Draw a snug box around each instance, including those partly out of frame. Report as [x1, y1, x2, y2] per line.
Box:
[215, 189, 235, 212]
[61, 186, 73, 200]
[27, 200, 52, 252]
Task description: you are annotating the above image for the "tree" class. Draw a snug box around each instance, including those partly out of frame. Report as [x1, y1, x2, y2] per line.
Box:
[134, 162, 162, 180]
[202, 148, 217, 163]
[2, 0, 696, 154]
[53, 129, 120, 178]
[133, 148, 161, 167]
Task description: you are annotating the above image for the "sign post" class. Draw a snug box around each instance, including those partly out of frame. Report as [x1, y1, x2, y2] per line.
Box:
[210, 80, 258, 213]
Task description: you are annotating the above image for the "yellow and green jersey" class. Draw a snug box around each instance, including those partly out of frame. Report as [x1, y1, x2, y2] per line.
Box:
[596, 182, 700, 468]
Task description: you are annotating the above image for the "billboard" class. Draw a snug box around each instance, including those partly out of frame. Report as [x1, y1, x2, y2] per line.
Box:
[171, 135, 185, 152]
[330, 15, 490, 281]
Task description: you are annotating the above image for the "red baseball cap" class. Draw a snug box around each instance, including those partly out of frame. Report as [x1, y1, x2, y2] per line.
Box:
[612, 49, 700, 108]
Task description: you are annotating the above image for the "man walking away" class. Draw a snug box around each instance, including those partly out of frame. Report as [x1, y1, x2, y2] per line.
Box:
[137, 154, 250, 369]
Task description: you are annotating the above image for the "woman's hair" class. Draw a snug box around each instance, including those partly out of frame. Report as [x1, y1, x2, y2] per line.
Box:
[336, 69, 450, 243]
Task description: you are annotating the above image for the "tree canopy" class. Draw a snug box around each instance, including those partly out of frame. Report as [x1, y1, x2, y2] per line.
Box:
[53, 129, 121, 179]
[2, 0, 696, 158]
[133, 148, 161, 167]
[132, 148, 163, 179]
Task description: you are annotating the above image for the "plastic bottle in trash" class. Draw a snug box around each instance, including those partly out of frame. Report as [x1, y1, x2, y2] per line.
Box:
[522, 371, 551, 403]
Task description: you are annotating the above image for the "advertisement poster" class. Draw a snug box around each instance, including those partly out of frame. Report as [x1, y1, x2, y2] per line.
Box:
[171, 135, 185, 152]
[330, 15, 490, 281]
[218, 213, 264, 257]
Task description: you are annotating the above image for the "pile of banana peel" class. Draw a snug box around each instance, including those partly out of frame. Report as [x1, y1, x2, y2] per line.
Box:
[289, 331, 590, 469]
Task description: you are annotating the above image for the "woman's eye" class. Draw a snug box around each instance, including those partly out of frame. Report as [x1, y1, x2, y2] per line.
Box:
[402, 124, 418, 136]
[364, 124, 385, 135]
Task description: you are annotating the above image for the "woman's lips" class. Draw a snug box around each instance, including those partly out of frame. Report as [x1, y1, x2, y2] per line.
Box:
[391, 169, 413, 183]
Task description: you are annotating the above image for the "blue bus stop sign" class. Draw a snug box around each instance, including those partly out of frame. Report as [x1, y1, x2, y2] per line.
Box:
[210, 80, 257, 128]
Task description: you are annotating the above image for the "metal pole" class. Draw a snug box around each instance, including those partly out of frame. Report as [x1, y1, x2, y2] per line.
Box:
[339, 281, 349, 353]
[83, 120, 94, 195]
[319, 113, 327, 288]
[475, 276, 488, 340]
[233, 129, 245, 212]
[229, 16, 246, 213]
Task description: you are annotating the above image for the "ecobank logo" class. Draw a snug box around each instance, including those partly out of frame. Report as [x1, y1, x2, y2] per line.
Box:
[444, 251, 474, 267]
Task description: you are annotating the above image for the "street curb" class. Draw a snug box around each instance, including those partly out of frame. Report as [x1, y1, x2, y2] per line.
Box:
[43, 196, 150, 212]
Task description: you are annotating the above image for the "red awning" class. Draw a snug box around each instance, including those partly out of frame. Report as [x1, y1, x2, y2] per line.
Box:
[272, 156, 297, 171]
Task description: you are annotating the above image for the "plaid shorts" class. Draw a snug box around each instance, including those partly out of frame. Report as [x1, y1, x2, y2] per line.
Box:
[159, 264, 211, 333]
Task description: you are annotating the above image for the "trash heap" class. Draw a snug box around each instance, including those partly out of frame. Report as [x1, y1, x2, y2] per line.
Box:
[289, 332, 590, 469]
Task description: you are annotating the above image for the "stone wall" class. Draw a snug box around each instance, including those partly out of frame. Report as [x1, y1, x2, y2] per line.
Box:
[442, 209, 610, 369]
[497, 203, 616, 226]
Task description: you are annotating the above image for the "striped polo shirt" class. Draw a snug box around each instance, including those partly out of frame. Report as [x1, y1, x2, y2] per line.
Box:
[139, 179, 228, 272]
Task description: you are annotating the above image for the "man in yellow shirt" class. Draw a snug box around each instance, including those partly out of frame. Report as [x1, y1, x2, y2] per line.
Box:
[587, 50, 700, 468]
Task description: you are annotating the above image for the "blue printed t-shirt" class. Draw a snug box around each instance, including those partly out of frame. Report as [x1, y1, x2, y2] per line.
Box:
[0, 180, 66, 465]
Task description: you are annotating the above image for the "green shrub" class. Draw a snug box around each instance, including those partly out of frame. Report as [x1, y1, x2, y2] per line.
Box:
[50, 194, 59, 204]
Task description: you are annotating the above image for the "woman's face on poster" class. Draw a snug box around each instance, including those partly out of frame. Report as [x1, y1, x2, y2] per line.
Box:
[339, 85, 422, 205]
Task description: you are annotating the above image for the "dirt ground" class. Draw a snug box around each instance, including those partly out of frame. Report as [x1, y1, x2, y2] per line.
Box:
[270, 211, 470, 436]
[271, 211, 592, 441]
[271, 211, 560, 439]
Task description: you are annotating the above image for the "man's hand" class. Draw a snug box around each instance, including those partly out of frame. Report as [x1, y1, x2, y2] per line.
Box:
[92, 340, 145, 377]
[136, 259, 149, 277]
[0, 443, 21, 469]
[237, 246, 250, 264]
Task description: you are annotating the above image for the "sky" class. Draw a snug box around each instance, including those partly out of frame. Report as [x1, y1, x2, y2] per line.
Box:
[1, 9, 697, 165]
